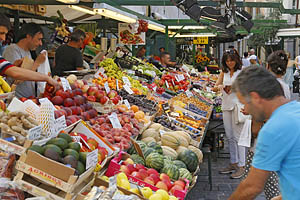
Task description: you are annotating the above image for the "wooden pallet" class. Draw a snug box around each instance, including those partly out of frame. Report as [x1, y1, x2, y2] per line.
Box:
[14, 171, 94, 200]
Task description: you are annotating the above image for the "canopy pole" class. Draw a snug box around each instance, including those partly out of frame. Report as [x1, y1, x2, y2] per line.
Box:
[165, 26, 169, 51]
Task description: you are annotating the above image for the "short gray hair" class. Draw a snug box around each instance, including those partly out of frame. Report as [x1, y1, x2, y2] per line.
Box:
[70, 29, 86, 42]
[232, 67, 284, 100]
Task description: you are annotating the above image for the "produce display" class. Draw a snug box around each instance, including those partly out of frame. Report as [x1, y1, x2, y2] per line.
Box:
[0, 76, 11, 94]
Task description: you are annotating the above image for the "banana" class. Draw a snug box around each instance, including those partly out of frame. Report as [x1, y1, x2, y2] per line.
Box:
[0, 87, 4, 94]
[0, 77, 11, 93]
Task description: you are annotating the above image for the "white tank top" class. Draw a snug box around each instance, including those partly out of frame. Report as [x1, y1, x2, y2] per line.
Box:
[221, 70, 241, 111]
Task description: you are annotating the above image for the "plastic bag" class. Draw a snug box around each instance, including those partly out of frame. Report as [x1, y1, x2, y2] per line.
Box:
[37, 50, 51, 96]
[238, 118, 252, 147]
[0, 178, 25, 200]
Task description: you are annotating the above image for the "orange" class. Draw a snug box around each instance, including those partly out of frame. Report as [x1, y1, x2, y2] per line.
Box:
[131, 105, 139, 113]
[134, 111, 145, 120]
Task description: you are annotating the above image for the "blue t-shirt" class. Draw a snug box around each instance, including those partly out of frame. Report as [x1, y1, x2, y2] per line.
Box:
[253, 101, 300, 200]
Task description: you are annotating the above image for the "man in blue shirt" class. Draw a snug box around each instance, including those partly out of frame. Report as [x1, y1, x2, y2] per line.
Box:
[228, 66, 300, 200]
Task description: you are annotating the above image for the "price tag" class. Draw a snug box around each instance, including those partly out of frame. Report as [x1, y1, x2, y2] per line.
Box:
[186, 91, 193, 98]
[123, 99, 131, 109]
[104, 82, 110, 94]
[165, 81, 169, 88]
[124, 85, 133, 95]
[175, 75, 180, 82]
[122, 76, 131, 87]
[27, 125, 42, 140]
[179, 74, 185, 81]
[207, 87, 212, 92]
[159, 130, 166, 136]
[94, 67, 105, 78]
[162, 103, 170, 112]
[116, 79, 119, 91]
[130, 138, 145, 159]
[55, 115, 67, 135]
[60, 77, 72, 91]
[127, 70, 135, 75]
[153, 86, 157, 92]
[171, 112, 180, 117]
[191, 68, 196, 74]
[108, 112, 122, 128]
[172, 80, 175, 86]
[86, 149, 98, 169]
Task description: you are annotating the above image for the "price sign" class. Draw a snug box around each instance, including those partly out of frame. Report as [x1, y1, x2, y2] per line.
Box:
[27, 125, 42, 140]
[55, 115, 67, 135]
[86, 149, 98, 169]
[108, 112, 122, 128]
[124, 85, 133, 95]
[116, 79, 119, 91]
[60, 77, 72, 91]
[130, 138, 145, 159]
[186, 90, 193, 98]
[123, 99, 131, 109]
[94, 67, 105, 78]
[104, 82, 110, 94]
[162, 103, 170, 113]
[165, 81, 169, 88]
[127, 70, 135, 75]
[193, 36, 208, 45]
[122, 76, 131, 87]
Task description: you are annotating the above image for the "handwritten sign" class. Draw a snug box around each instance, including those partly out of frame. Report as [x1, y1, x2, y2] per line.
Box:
[94, 67, 105, 78]
[123, 99, 131, 109]
[122, 76, 131, 87]
[104, 82, 110, 94]
[55, 115, 67, 135]
[27, 125, 42, 140]
[186, 91, 193, 98]
[124, 85, 134, 95]
[108, 112, 122, 128]
[60, 77, 72, 91]
[116, 79, 119, 91]
[86, 149, 98, 169]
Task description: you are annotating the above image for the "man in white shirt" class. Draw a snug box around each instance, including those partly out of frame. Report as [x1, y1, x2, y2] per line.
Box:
[242, 52, 250, 67]
[295, 55, 300, 70]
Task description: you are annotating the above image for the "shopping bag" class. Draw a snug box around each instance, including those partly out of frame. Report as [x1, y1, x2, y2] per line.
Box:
[233, 102, 248, 124]
[37, 50, 51, 96]
[238, 118, 252, 147]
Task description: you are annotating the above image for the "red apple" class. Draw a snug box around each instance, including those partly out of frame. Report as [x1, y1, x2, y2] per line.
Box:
[149, 174, 160, 185]
[63, 107, 72, 116]
[127, 164, 137, 174]
[147, 168, 159, 177]
[170, 185, 184, 195]
[144, 177, 155, 185]
[82, 112, 91, 121]
[138, 169, 148, 180]
[82, 85, 89, 93]
[120, 165, 131, 176]
[155, 181, 168, 192]
[111, 97, 119, 105]
[87, 86, 98, 96]
[163, 179, 172, 191]
[135, 164, 146, 171]
[51, 96, 63, 105]
[108, 90, 118, 99]
[96, 117, 106, 124]
[100, 96, 109, 105]
[160, 173, 170, 182]
[95, 90, 105, 100]
[174, 180, 186, 189]
[131, 171, 143, 180]
[87, 96, 96, 102]
[64, 98, 75, 107]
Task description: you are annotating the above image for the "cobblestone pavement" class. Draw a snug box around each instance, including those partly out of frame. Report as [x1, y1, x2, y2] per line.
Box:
[185, 155, 266, 200]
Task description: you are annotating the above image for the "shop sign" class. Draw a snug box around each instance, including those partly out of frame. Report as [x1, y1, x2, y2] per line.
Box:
[118, 23, 146, 45]
[193, 37, 208, 44]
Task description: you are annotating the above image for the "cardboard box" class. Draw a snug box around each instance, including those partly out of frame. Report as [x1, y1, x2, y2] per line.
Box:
[16, 150, 95, 193]
[0, 138, 31, 156]
[105, 151, 190, 200]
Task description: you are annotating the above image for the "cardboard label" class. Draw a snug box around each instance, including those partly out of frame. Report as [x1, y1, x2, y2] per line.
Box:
[104, 82, 110, 94]
[108, 112, 122, 128]
[123, 99, 131, 109]
[60, 77, 72, 91]
[122, 76, 131, 87]
[27, 125, 42, 140]
[55, 116, 67, 135]
[186, 91, 193, 98]
[165, 81, 169, 88]
[124, 85, 133, 95]
[86, 149, 98, 169]
[116, 79, 119, 91]
[130, 138, 145, 159]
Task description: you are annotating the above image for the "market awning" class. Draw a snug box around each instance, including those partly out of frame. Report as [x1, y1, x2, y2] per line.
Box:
[277, 28, 300, 37]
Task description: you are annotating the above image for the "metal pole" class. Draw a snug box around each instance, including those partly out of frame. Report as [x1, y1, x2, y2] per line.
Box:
[193, 44, 196, 68]
[13, 10, 20, 43]
[165, 26, 169, 51]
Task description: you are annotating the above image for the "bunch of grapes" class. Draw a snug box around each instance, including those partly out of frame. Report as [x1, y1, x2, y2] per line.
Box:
[137, 20, 148, 34]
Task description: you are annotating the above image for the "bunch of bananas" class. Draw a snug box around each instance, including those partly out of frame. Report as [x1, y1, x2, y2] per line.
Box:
[0, 76, 11, 94]
[55, 23, 70, 37]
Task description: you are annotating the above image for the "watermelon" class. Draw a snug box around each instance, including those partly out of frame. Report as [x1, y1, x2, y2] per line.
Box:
[148, 142, 163, 155]
[143, 148, 156, 158]
[145, 153, 164, 171]
[161, 164, 180, 180]
[131, 154, 145, 165]
[173, 160, 187, 169]
[178, 149, 199, 172]
[164, 158, 173, 166]
[147, 141, 157, 148]
[179, 168, 192, 182]
[128, 141, 147, 155]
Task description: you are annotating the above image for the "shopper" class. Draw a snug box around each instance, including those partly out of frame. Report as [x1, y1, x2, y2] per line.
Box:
[283, 52, 295, 89]
[212, 50, 246, 179]
[249, 55, 260, 67]
[0, 14, 59, 89]
[228, 66, 300, 200]
[241, 50, 291, 200]
[160, 52, 171, 68]
[52, 29, 86, 76]
[242, 52, 250, 67]
[159, 47, 165, 54]
[136, 46, 146, 61]
[3, 23, 46, 98]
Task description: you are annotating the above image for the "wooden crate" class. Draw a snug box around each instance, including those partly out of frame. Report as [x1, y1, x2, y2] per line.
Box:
[14, 171, 94, 200]
[0, 138, 32, 156]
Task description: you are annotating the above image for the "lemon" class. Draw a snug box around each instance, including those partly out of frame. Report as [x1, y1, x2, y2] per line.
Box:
[149, 193, 163, 200]
[156, 189, 169, 200]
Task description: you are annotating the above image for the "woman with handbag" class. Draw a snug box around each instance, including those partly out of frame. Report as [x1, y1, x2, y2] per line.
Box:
[212, 49, 246, 179]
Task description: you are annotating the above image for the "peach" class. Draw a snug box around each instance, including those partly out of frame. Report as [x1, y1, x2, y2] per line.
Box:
[160, 173, 170, 182]
[147, 168, 159, 177]
[120, 165, 131, 176]
[155, 181, 168, 192]
[163, 179, 173, 191]
[174, 180, 186, 189]
[51, 96, 63, 105]
[131, 171, 143, 180]
[144, 176, 155, 185]
[138, 169, 148, 180]
[149, 174, 160, 184]
[64, 98, 75, 107]
[95, 90, 105, 100]
[170, 185, 184, 195]
[135, 164, 146, 171]
[63, 107, 72, 116]
[82, 85, 89, 93]
[87, 86, 98, 96]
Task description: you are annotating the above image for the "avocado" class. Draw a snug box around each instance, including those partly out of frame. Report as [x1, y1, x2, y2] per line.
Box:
[28, 145, 44, 155]
[58, 133, 72, 143]
[63, 149, 79, 160]
[63, 155, 78, 169]
[47, 138, 68, 150]
[79, 152, 88, 164]
[43, 144, 62, 156]
[76, 161, 85, 175]
[44, 148, 61, 162]
[68, 142, 81, 152]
